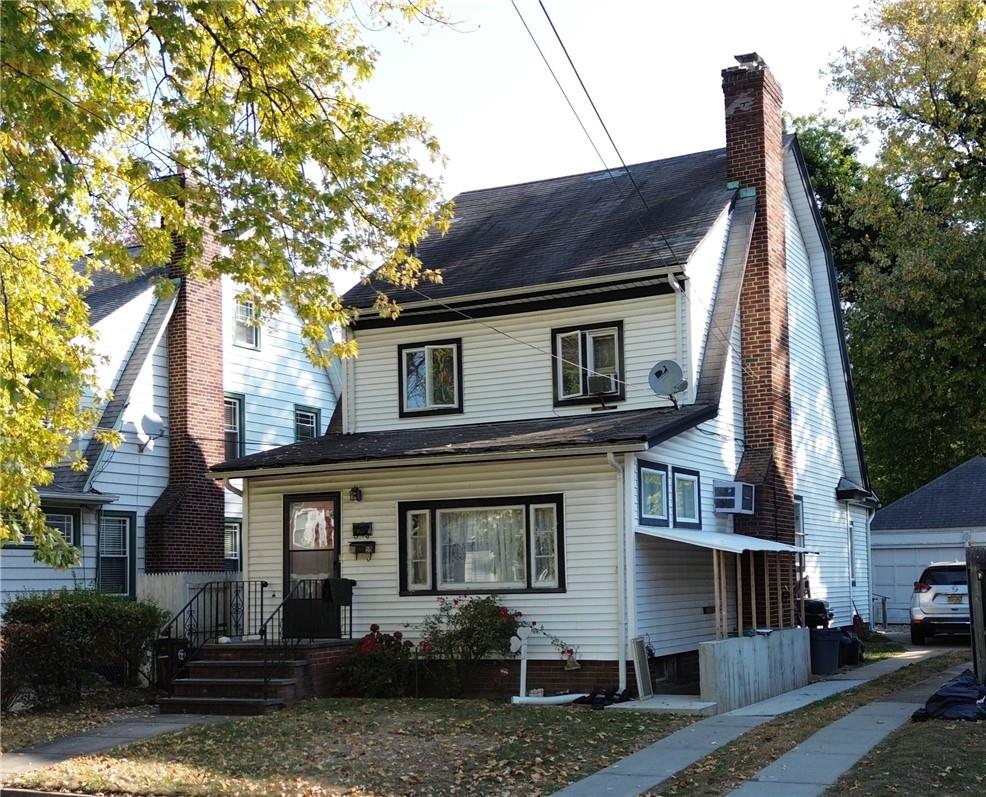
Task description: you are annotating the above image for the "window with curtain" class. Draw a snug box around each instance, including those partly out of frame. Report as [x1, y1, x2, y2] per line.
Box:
[99, 514, 132, 596]
[399, 495, 564, 594]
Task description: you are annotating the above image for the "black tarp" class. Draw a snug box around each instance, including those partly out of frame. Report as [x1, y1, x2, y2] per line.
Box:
[912, 669, 986, 722]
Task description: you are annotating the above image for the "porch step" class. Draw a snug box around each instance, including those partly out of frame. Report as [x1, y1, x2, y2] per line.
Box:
[158, 696, 286, 716]
[185, 659, 309, 680]
[171, 677, 298, 701]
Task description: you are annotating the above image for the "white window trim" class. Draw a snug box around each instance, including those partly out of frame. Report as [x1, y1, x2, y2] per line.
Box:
[233, 299, 260, 349]
[46, 512, 75, 545]
[294, 408, 319, 441]
[639, 465, 669, 523]
[435, 505, 527, 591]
[586, 327, 619, 390]
[556, 330, 584, 399]
[529, 503, 559, 588]
[224, 520, 242, 562]
[406, 510, 431, 592]
[794, 497, 805, 549]
[402, 343, 459, 412]
[672, 471, 701, 525]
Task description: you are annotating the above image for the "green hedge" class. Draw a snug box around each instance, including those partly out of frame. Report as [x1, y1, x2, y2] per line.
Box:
[0, 589, 169, 710]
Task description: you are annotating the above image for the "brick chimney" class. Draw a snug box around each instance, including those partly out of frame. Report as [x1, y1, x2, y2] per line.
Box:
[722, 54, 796, 622]
[145, 174, 225, 572]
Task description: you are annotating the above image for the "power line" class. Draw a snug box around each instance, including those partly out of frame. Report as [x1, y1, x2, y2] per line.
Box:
[537, 0, 678, 263]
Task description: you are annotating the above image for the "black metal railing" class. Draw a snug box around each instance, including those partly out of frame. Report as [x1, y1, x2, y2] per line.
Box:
[260, 577, 355, 698]
[155, 579, 269, 693]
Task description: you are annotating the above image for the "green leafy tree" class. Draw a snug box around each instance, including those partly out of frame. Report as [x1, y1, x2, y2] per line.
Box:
[828, 0, 986, 501]
[1, 1, 451, 561]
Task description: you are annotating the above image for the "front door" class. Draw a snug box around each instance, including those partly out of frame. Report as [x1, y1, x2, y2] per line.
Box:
[283, 493, 341, 638]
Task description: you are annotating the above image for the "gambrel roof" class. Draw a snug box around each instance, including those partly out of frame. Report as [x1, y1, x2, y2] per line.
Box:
[343, 147, 733, 309]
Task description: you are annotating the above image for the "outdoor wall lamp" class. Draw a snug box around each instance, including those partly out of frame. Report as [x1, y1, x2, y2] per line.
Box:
[349, 486, 363, 502]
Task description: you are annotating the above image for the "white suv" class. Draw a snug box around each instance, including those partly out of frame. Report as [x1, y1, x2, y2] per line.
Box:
[910, 561, 970, 645]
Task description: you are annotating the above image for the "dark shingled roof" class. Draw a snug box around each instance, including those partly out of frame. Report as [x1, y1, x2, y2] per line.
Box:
[872, 456, 986, 530]
[212, 403, 717, 474]
[343, 147, 733, 309]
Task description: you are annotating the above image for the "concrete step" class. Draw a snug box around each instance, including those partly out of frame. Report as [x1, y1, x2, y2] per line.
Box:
[158, 696, 285, 716]
[171, 677, 297, 701]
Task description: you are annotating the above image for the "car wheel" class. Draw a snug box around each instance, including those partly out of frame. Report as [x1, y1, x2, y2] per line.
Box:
[910, 626, 926, 645]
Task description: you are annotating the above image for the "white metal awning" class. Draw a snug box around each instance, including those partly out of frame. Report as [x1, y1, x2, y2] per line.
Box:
[635, 526, 817, 554]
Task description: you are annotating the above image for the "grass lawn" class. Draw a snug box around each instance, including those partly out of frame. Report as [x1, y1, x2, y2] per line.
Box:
[860, 632, 907, 662]
[1, 689, 155, 753]
[642, 649, 970, 797]
[6, 698, 692, 796]
[827, 718, 986, 795]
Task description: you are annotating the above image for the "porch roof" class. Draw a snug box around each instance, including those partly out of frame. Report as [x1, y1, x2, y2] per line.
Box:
[211, 403, 716, 477]
[635, 526, 817, 554]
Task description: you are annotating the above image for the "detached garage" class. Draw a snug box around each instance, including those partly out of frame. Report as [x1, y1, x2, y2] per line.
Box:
[871, 455, 986, 624]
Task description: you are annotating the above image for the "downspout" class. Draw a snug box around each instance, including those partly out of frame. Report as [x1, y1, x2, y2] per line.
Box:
[607, 452, 627, 692]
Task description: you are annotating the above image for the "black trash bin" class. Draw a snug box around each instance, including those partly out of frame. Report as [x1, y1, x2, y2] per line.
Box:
[810, 628, 842, 675]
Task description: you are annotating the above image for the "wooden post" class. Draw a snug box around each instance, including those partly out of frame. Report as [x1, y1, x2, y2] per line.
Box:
[749, 551, 757, 629]
[776, 553, 784, 628]
[763, 551, 770, 627]
[967, 546, 986, 684]
[720, 549, 729, 636]
[799, 553, 806, 627]
[789, 555, 796, 628]
[736, 552, 744, 637]
[712, 549, 722, 639]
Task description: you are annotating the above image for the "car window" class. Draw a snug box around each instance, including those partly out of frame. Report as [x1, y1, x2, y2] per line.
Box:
[919, 566, 967, 586]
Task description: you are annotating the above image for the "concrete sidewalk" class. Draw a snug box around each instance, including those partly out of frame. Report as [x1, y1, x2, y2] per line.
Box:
[551, 648, 949, 797]
[724, 661, 969, 796]
[0, 713, 230, 778]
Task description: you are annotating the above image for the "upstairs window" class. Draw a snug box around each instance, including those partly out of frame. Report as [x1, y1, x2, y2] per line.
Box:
[294, 406, 321, 441]
[552, 322, 624, 405]
[233, 298, 260, 349]
[398, 339, 462, 417]
[672, 467, 702, 529]
[638, 462, 669, 527]
[224, 395, 244, 460]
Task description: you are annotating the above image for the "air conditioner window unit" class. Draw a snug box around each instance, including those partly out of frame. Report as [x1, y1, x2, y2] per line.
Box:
[587, 372, 619, 395]
[713, 480, 755, 514]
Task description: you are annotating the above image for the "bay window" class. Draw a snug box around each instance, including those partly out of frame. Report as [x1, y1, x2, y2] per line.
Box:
[399, 495, 564, 594]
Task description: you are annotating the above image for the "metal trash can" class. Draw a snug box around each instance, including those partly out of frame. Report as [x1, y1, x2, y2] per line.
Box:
[809, 628, 842, 675]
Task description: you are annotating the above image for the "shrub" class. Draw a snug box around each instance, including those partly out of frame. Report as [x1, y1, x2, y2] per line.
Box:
[0, 589, 168, 710]
[417, 595, 521, 695]
[337, 625, 415, 698]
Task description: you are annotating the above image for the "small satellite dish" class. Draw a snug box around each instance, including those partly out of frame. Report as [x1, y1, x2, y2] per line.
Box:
[134, 410, 165, 452]
[648, 360, 686, 396]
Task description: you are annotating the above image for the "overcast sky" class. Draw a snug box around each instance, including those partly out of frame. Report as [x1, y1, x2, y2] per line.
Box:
[359, 0, 870, 198]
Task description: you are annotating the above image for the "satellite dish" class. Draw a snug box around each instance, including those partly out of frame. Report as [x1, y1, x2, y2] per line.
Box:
[648, 360, 686, 396]
[134, 410, 165, 452]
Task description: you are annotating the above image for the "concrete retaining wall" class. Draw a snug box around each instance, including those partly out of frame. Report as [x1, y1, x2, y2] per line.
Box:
[699, 627, 810, 713]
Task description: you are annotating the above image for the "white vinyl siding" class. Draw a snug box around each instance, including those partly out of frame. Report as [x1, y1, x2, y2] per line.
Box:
[785, 189, 866, 626]
[348, 294, 678, 432]
[244, 456, 619, 660]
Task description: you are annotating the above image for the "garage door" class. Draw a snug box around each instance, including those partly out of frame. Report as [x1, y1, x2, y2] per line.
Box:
[872, 546, 964, 623]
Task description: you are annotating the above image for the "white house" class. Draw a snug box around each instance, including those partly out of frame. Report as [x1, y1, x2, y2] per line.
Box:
[871, 455, 986, 624]
[1, 244, 338, 607]
[208, 54, 875, 702]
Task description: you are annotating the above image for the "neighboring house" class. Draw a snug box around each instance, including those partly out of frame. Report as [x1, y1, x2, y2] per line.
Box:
[1, 232, 338, 606]
[871, 455, 986, 624]
[211, 54, 875, 695]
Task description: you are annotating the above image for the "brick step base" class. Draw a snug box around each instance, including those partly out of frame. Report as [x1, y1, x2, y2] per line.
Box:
[171, 677, 297, 701]
[185, 659, 308, 680]
[158, 696, 285, 716]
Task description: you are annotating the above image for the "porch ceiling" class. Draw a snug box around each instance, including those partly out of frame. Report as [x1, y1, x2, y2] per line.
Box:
[635, 526, 817, 554]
